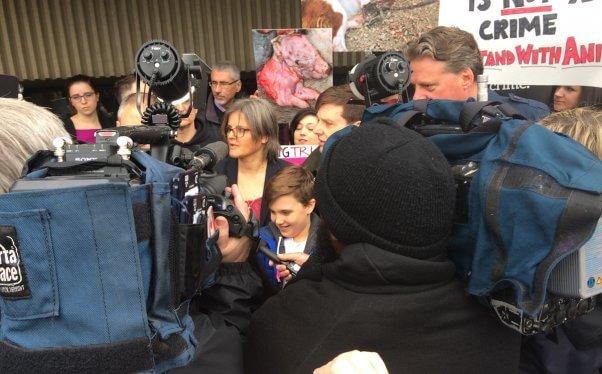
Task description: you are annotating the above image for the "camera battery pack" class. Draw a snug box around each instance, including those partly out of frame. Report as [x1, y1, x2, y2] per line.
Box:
[549, 218, 602, 298]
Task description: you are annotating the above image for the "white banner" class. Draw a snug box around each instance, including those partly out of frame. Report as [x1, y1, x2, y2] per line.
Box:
[439, 0, 602, 87]
[278, 144, 318, 165]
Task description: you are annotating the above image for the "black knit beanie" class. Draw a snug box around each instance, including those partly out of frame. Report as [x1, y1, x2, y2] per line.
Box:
[315, 117, 456, 259]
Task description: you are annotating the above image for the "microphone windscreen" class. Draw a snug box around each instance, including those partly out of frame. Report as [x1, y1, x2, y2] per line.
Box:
[203, 141, 228, 163]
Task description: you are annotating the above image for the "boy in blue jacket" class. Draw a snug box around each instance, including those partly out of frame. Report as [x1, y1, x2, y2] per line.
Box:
[258, 165, 321, 288]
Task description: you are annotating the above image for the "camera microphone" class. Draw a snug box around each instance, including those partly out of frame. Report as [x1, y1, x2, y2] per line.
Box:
[189, 141, 229, 171]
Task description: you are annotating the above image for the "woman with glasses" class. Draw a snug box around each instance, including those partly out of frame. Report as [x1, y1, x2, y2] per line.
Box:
[62, 74, 113, 143]
[288, 108, 320, 146]
[216, 98, 290, 227]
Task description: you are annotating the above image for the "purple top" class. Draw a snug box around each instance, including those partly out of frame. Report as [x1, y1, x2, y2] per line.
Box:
[75, 129, 97, 143]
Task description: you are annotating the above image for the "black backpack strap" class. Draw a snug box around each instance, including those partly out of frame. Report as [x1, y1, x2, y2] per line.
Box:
[394, 110, 423, 128]
[461, 101, 528, 132]
[460, 101, 503, 131]
[394, 99, 429, 129]
[495, 103, 527, 120]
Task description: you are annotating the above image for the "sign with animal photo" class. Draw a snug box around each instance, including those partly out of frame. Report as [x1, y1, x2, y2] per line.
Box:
[252, 28, 333, 111]
[301, 0, 439, 52]
[439, 0, 602, 87]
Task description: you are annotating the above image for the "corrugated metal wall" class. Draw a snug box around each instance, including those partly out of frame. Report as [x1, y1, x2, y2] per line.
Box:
[0, 0, 363, 81]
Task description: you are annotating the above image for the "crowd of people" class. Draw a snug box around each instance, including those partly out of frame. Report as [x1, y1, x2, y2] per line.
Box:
[1, 25, 602, 374]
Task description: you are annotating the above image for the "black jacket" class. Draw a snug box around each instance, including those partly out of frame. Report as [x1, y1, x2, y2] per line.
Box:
[244, 242, 521, 374]
[215, 157, 291, 228]
[203, 95, 225, 129]
[301, 148, 321, 176]
[173, 262, 266, 374]
[171, 118, 223, 153]
[201, 92, 245, 129]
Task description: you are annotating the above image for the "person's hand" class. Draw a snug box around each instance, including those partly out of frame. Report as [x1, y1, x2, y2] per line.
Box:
[313, 351, 389, 374]
[268, 252, 309, 282]
[217, 184, 252, 263]
[249, 90, 260, 100]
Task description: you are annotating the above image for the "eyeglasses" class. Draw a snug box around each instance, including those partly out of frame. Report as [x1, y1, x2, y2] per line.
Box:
[209, 80, 239, 88]
[70, 92, 96, 102]
[225, 126, 251, 138]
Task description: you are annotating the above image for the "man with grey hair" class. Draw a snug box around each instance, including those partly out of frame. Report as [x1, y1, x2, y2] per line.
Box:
[404, 26, 549, 121]
[204, 61, 244, 128]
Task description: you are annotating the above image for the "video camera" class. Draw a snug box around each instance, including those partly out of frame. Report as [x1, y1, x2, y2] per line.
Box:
[134, 40, 209, 130]
[348, 51, 411, 107]
[132, 40, 255, 237]
[350, 52, 602, 335]
[12, 40, 255, 241]
[133, 39, 214, 169]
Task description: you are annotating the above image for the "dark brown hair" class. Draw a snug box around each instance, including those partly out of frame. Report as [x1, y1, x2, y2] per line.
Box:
[315, 84, 364, 124]
[289, 108, 317, 144]
[265, 165, 315, 206]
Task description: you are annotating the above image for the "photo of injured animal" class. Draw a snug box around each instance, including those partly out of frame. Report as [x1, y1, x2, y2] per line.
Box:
[301, 0, 439, 52]
[253, 28, 333, 120]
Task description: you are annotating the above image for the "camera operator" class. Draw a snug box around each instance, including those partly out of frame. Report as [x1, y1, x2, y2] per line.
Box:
[404, 26, 549, 121]
[244, 118, 521, 374]
[170, 90, 222, 152]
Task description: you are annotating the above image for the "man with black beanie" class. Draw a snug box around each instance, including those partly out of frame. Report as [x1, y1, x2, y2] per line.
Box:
[244, 118, 521, 373]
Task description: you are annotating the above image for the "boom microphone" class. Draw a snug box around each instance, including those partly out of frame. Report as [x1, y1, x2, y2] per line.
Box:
[189, 141, 229, 171]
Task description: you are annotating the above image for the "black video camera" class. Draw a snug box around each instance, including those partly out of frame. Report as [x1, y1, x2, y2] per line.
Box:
[133, 39, 215, 171]
[10, 125, 176, 191]
[170, 140, 257, 239]
[348, 51, 411, 107]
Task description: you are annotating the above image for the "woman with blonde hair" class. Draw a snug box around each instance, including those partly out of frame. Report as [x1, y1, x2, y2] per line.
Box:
[0, 98, 69, 192]
[539, 106, 602, 159]
[521, 105, 602, 374]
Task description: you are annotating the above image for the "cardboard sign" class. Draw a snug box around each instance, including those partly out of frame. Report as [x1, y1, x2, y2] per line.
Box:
[279, 145, 319, 165]
[439, 0, 602, 87]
